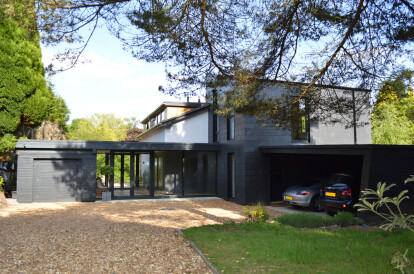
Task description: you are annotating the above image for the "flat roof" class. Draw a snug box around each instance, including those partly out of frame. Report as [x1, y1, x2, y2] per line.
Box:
[16, 140, 221, 152]
[260, 144, 414, 155]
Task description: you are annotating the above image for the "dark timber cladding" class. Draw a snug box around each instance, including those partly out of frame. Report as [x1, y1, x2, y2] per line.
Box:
[15, 140, 221, 203]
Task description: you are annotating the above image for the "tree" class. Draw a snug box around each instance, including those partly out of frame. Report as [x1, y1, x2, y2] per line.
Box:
[371, 71, 414, 144]
[371, 98, 414, 144]
[0, 1, 70, 159]
[67, 113, 129, 141]
[125, 127, 144, 141]
[0, 1, 47, 135]
[34, 0, 413, 125]
[67, 113, 133, 183]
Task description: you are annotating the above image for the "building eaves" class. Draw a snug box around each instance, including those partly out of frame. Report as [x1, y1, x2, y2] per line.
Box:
[141, 101, 207, 124]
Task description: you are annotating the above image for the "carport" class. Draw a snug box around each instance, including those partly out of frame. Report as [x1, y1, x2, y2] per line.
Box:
[260, 144, 414, 213]
[15, 140, 220, 203]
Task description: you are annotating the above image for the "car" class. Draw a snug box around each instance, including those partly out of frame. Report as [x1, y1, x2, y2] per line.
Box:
[320, 173, 358, 215]
[282, 179, 323, 211]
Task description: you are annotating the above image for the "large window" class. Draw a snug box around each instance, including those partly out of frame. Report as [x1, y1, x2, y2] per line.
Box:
[213, 113, 219, 143]
[227, 112, 235, 140]
[291, 99, 309, 141]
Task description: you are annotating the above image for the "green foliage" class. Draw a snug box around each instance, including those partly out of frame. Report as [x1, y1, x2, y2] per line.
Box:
[0, 2, 69, 161]
[243, 201, 269, 222]
[68, 114, 133, 183]
[372, 96, 414, 145]
[391, 249, 411, 274]
[0, 175, 4, 191]
[0, 134, 17, 160]
[67, 114, 129, 141]
[376, 70, 414, 103]
[99, 165, 114, 176]
[0, 3, 47, 135]
[276, 213, 329, 228]
[355, 181, 414, 232]
[372, 71, 414, 145]
[331, 212, 364, 227]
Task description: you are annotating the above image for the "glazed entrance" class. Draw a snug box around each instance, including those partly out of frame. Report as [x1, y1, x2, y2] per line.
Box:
[96, 150, 216, 199]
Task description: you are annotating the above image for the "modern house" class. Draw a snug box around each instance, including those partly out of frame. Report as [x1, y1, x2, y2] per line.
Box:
[15, 83, 414, 214]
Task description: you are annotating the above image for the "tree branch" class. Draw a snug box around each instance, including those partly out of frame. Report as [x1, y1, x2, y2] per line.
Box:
[199, 0, 229, 77]
[275, 0, 368, 111]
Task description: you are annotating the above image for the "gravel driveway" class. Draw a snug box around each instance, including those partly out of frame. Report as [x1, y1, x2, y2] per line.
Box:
[0, 198, 283, 273]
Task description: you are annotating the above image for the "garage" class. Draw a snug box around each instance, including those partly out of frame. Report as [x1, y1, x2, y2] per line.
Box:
[269, 153, 364, 202]
[33, 159, 81, 202]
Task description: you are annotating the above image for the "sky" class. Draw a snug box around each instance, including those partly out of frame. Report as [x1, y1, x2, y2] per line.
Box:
[41, 27, 200, 125]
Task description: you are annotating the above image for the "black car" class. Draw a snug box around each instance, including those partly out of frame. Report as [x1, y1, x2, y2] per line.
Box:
[320, 173, 358, 215]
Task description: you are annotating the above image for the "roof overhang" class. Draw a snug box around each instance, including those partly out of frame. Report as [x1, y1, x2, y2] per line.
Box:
[16, 140, 221, 153]
[259, 144, 414, 155]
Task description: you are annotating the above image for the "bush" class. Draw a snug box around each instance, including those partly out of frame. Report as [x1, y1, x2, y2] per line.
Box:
[355, 179, 414, 232]
[99, 165, 114, 176]
[0, 175, 4, 191]
[243, 201, 269, 222]
[276, 213, 329, 228]
[331, 212, 364, 227]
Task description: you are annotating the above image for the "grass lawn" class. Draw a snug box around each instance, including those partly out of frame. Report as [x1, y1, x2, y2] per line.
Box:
[183, 222, 414, 273]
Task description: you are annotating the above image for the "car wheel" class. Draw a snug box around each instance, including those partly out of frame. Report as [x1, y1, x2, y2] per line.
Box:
[310, 195, 322, 212]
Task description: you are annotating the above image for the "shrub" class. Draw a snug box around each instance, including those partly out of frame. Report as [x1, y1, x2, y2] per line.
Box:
[0, 175, 4, 191]
[331, 212, 364, 227]
[276, 213, 329, 228]
[243, 201, 269, 222]
[355, 179, 414, 232]
[99, 165, 114, 177]
[355, 176, 414, 273]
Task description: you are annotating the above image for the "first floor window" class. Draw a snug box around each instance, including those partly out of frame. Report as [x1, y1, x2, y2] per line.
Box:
[291, 99, 309, 141]
[227, 112, 235, 140]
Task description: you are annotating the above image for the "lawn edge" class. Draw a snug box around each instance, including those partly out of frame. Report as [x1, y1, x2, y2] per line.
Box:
[175, 228, 219, 274]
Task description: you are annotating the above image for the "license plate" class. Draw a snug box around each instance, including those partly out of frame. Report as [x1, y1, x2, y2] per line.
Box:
[325, 192, 336, 197]
[285, 196, 293, 200]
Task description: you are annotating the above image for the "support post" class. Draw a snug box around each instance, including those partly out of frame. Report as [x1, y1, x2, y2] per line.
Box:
[181, 151, 185, 197]
[150, 152, 155, 197]
[136, 154, 140, 186]
[130, 152, 135, 197]
[352, 90, 357, 144]
[120, 154, 125, 189]
[110, 151, 115, 199]
[105, 154, 109, 187]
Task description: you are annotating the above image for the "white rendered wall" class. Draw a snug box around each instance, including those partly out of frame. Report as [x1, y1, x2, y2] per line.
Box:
[141, 110, 209, 143]
[140, 129, 166, 142]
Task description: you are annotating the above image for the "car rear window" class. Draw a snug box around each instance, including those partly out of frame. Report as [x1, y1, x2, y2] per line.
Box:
[326, 174, 353, 186]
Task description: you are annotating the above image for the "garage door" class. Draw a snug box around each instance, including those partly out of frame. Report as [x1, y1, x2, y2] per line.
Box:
[33, 159, 80, 202]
